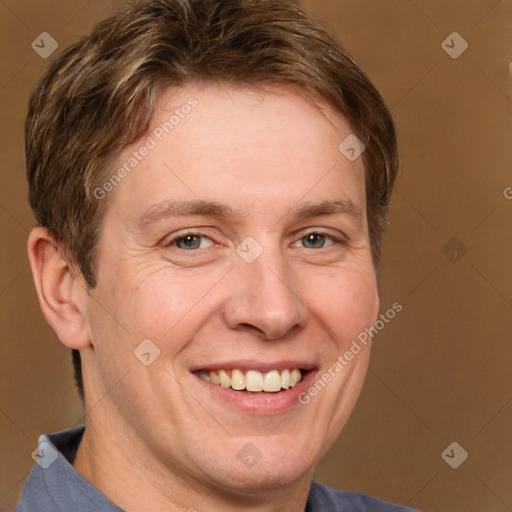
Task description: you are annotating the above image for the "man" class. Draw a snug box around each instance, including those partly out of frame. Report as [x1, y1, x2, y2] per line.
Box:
[16, 0, 418, 510]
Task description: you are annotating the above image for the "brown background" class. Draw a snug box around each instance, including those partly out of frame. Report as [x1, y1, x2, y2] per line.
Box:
[1, 1, 511, 511]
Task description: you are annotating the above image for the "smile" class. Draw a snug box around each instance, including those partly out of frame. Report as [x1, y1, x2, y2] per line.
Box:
[195, 368, 307, 393]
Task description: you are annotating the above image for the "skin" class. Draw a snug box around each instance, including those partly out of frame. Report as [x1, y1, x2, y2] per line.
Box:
[28, 83, 380, 512]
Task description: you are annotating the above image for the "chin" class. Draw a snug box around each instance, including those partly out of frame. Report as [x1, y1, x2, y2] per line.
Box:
[200, 435, 320, 495]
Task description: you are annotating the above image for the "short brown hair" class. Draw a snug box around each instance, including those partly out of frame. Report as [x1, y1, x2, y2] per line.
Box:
[25, 0, 399, 402]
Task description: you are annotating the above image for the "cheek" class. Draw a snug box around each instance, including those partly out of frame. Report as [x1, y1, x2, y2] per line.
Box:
[121, 270, 222, 343]
[307, 266, 378, 341]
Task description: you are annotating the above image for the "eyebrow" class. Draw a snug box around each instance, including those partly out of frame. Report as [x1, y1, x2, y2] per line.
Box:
[135, 199, 233, 230]
[135, 198, 361, 231]
[292, 198, 361, 221]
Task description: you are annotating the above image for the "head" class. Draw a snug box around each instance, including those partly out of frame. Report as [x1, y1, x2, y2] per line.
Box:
[26, 0, 398, 501]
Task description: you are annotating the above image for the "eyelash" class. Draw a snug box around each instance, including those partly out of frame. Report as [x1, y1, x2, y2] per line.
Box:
[163, 230, 347, 250]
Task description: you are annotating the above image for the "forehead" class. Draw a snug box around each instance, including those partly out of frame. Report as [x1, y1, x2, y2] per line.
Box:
[102, 83, 366, 227]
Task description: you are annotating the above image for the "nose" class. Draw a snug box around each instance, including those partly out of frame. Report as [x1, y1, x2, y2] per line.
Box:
[222, 245, 308, 340]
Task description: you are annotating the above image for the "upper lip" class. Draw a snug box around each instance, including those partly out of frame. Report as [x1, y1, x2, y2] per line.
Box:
[190, 359, 317, 372]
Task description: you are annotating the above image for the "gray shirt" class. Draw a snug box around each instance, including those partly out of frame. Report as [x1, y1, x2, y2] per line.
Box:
[14, 427, 420, 511]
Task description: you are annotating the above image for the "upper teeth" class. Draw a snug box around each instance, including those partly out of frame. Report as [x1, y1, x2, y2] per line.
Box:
[198, 369, 302, 392]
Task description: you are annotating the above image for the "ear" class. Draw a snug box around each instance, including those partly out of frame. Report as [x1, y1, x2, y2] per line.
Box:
[27, 227, 91, 350]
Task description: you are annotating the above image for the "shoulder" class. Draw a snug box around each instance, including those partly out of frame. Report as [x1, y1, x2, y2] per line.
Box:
[307, 481, 421, 512]
[12, 464, 55, 512]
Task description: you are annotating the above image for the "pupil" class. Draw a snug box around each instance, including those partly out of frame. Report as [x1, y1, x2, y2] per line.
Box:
[179, 235, 200, 249]
[306, 234, 323, 248]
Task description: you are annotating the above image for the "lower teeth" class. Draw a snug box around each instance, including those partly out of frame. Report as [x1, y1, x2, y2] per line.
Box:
[240, 389, 282, 394]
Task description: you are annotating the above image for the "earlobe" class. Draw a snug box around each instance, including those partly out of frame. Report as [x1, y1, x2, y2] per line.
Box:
[27, 227, 91, 350]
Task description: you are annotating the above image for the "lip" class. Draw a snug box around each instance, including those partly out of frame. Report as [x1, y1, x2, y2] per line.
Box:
[190, 365, 319, 415]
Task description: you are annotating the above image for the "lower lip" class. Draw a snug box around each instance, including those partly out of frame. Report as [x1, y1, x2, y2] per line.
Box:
[192, 370, 319, 415]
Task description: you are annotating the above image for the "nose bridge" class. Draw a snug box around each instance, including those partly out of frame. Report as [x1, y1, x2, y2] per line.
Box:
[223, 239, 307, 339]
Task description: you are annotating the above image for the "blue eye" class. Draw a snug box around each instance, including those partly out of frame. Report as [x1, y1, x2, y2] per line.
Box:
[301, 233, 335, 249]
[176, 235, 201, 250]
[169, 234, 214, 250]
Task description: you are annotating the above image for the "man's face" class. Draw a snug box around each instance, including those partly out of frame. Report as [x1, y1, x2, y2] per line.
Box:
[82, 84, 379, 494]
